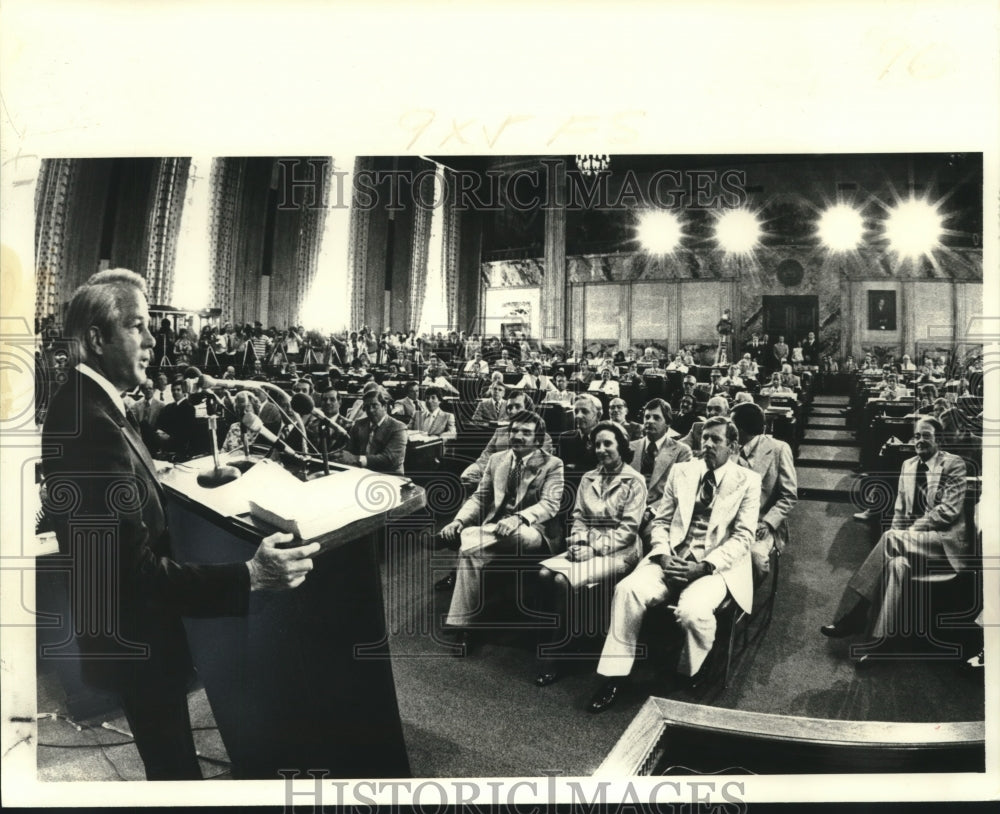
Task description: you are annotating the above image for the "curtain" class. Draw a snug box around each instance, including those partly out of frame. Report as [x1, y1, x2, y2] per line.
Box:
[441, 173, 462, 330]
[289, 158, 331, 327]
[348, 156, 374, 330]
[167, 157, 214, 310]
[34, 158, 78, 326]
[144, 157, 191, 304]
[409, 177, 434, 333]
[208, 158, 244, 320]
[301, 156, 353, 332]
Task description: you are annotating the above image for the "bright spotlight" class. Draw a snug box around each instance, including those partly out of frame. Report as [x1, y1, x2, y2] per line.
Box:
[884, 199, 944, 258]
[715, 209, 761, 253]
[818, 204, 864, 251]
[637, 210, 683, 254]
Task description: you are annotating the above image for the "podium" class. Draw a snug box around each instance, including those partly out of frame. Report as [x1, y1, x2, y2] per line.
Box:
[163, 455, 425, 779]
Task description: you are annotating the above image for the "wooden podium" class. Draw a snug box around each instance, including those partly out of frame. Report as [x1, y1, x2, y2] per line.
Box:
[163, 455, 425, 779]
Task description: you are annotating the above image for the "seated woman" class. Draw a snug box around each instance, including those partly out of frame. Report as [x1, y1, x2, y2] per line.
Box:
[534, 421, 647, 686]
[220, 390, 263, 453]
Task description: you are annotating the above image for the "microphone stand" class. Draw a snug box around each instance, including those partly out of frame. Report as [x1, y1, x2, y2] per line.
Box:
[319, 422, 331, 477]
[197, 412, 241, 487]
[229, 422, 257, 474]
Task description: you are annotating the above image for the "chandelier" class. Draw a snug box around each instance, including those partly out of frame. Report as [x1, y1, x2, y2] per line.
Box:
[575, 154, 611, 176]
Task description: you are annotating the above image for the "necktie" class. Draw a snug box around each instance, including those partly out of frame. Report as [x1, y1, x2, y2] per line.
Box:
[914, 461, 928, 517]
[699, 469, 717, 506]
[641, 441, 657, 477]
[507, 454, 523, 507]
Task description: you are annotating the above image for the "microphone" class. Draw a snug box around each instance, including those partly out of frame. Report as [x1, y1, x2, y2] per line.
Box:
[241, 412, 297, 455]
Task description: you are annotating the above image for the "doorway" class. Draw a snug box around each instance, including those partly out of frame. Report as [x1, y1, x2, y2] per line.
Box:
[762, 295, 818, 345]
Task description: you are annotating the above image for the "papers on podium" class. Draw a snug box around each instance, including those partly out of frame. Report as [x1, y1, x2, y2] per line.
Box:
[164, 456, 413, 541]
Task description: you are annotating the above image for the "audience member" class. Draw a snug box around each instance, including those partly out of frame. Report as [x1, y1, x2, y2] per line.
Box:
[583, 417, 760, 711]
[821, 417, 969, 659]
[535, 421, 647, 687]
[440, 411, 564, 652]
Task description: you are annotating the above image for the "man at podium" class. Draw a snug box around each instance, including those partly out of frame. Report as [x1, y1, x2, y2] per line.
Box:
[41, 269, 320, 780]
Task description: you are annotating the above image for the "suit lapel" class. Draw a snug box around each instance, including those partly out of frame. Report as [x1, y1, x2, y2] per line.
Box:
[903, 457, 916, 514]
[926, 455, 942, 504]
[708, 466, 739, 539]
[674, 464, 698, 538]
[78, 371, 166, 504]
[516, 451, 542, 505]
[651, 439, 674, 487]
[494, 452, 513, 510]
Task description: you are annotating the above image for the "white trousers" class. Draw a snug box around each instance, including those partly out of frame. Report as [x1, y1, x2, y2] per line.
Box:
[596, 558, 728, 677]
[445, 523, 544, 627]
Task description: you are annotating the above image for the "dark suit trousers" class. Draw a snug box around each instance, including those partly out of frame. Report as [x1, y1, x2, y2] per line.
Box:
[117, 681, 201, 780]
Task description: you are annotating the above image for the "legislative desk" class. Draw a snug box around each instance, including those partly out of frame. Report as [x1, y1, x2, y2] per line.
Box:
[598, 698, 984, 775]
[162, 453, 425, 778]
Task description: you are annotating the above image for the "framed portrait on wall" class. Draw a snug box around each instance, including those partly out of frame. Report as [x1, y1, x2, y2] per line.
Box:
[868, 290, 897, 331]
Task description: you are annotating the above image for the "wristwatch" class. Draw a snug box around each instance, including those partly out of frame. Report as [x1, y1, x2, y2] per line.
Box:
[702, 560, 716, 576]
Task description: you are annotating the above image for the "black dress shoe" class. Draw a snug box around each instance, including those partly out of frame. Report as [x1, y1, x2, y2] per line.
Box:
[435, 571, 456, 591]
[820, 620, 863, 638]
[587, 678, 623, 713]
[820, 605, 869, 638]
[534, 671, 559, 687]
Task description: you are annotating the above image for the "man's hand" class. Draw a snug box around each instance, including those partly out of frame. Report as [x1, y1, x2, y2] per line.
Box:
[494, 515, 522, 538]
[566, 544, 595, 562]
[440, 520, 463, 543]
[756, 521, 773, 540]
[246, 532, 321, 591]
[335, 449, 360, 466]
[657, 554, 702, 582]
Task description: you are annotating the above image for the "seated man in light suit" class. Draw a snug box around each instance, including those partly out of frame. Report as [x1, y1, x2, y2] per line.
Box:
[586, 416, 760, 712]
[471, 382, 508, 424]
[631, 398, 693, 545]
[821, 416, 969, 659]
[730, 402, 797, 576]
[411, 386, 457, 442]
[459, 391, 551, 485]
[440, 410, 564, 652]
[334, 385, 408, 474]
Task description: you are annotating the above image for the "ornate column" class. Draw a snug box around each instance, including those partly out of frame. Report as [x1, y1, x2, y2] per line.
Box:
[541, 161, 567, 347]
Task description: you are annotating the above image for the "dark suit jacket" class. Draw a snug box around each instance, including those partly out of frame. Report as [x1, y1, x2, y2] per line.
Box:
[42, 369, 249, 692]
[156, 398, 196, 457]
[558, 429, 598, 472]
[347, 414, 408, 473]
[630, 435, 693, 506]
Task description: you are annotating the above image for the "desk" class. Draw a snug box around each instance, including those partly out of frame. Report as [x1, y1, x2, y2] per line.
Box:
[164, 455, 424, 778]
[406, 432, 444, 477]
